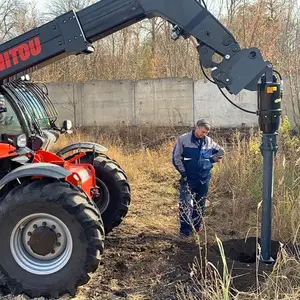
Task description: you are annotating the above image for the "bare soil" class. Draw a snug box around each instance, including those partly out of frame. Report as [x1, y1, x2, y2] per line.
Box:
[0, 203, 282, 300]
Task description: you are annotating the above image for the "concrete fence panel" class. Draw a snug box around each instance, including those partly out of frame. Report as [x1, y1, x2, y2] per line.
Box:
[134, 77, 194, 126]
[81, 80, 135, 126]
[194, 80, 258, 127]
[46, 77, 293, 128]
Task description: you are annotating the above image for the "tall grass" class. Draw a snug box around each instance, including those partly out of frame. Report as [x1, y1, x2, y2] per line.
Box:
[53, 119, 300, 241]
[176, 236, 300, 300]
[205, 118, 300, 243]
[175, 117, 300, 299]
[176, 236, 234, 300]
[52, 118, 300, 298]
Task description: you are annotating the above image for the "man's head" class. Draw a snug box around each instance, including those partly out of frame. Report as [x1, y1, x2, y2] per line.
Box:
[194, 119, 211, 138]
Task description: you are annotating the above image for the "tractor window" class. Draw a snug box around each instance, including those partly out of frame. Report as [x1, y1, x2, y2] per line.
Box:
[0, 94, 23, 135]
[16, 88, 51, 130]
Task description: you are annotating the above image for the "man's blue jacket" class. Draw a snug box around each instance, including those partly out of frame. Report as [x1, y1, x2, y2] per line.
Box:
[172, 130, 224, 186]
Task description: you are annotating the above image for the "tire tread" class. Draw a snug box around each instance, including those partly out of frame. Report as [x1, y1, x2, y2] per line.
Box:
[0, 179, 104, 298]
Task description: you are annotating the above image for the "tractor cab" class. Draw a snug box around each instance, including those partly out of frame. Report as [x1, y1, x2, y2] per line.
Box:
[0, 77, 72, 152]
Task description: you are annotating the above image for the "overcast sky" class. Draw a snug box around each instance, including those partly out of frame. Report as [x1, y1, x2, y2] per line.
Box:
[35, 0, 46, 10]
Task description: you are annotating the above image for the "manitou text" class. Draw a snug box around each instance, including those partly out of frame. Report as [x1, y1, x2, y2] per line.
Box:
[0, 37, 41, 71]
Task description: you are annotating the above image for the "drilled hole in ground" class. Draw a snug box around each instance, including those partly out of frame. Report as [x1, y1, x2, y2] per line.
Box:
[238, 252, 256, 264]
[210, 237, 281, 264]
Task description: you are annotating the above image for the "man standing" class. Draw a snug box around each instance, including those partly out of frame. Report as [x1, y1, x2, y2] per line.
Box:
[172, 119, 224, 237]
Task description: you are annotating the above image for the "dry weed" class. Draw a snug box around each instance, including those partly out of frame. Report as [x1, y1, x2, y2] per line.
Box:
[50, 120, 300, 298]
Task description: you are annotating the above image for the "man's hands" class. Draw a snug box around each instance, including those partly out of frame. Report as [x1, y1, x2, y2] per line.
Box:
[178, 155, 223, 185]
[210, 155, 223, 163]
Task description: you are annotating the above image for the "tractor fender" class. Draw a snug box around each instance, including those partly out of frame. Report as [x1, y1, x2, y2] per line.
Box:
[56, 142, 108, 157]
[0, 163, 71, 190]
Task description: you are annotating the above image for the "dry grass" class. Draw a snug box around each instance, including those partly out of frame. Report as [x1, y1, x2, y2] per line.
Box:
[51, 118, 300, 299]
[52, 128, 180, 236]
[175, 242, 300, 300]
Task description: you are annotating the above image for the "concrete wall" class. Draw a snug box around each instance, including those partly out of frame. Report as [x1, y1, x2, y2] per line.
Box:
[194, 80, 258, 128]
[134, 78, 194, 126]
[46, 77, 292, 128]
[82, 80, 135, 126]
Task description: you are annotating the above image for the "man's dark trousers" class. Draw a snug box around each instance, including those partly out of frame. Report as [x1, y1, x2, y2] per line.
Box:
[179, 181, 209, 236]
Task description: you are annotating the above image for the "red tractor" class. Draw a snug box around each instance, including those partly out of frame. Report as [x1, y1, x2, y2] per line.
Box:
[0, 78, 131, 297]
[0, 78, 131, 234]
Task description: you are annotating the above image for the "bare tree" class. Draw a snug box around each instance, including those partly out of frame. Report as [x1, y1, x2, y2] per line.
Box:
[44, 0, 96, 19]
[13, 0, 42, 35]
[0, 0, 22, 42]
[226, 0, 245, 24]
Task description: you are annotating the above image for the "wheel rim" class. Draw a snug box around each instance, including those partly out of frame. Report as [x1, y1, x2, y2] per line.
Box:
[96, 178, 110, 213]
[10, 213, 73, 275]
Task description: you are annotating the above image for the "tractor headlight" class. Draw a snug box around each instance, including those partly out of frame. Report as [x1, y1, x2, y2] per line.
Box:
[16, 134, 27, 148]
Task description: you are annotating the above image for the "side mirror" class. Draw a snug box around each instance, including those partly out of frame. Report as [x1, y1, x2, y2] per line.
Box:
[61, 120, 73, 134]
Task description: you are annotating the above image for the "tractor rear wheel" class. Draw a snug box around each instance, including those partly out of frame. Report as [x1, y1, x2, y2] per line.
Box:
[0, 179, 104, 298]
[66, 152, 131, 234]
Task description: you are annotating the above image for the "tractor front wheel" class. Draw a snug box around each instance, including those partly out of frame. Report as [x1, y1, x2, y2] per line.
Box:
[0, 179, 104, 298]
[66, 152, 131, 234]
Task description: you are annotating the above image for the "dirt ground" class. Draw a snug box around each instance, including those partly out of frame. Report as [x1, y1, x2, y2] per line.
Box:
[0, 181, 281, 300]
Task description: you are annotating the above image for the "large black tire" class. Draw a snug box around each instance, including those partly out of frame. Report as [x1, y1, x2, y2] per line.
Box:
[66, 152, 131, 234]
[93, 153, 131, 234]
[0, 179, 104, 298]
